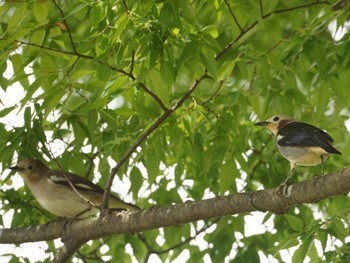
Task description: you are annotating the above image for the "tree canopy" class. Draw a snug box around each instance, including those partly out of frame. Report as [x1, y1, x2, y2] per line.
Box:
[1, 0, 350, 262]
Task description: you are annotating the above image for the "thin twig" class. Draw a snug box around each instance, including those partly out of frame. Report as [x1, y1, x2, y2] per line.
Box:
[14, 40, 93, 59]
[273, 1, 330, 14]
[138, 83, 168, 112]
[107, 65, 169, 112]
[12, 15, 167, 112]
[46, 145, 99, 209]
[101, 0, 330, 208]
[223, 0, 243, 32]
[55, 239, 86, 263]
[138, 218, 220, 259]
[52, 0, 77, 54]
[83, 149, 103, 178]
[216, 1, 330, 60]
[248, 65, 257, 93]
[102, 74, 209, 210]
[130, 49, 135, 75]
[122, 0, 129, 12]
[259, 0, 264, 17]
[201, 80, 224, 105]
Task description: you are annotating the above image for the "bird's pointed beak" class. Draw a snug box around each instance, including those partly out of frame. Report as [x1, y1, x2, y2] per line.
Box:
[255, 121, 270, 126]
[9, 165, 25, 171]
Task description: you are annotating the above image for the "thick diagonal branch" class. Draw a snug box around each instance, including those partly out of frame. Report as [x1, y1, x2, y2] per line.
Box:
[1, 166, 349, 248]
[102, 74, 209, 209]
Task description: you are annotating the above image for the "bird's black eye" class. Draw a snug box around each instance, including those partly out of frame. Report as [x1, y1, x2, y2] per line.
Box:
[27, 165, 33, 170]
[273, 116, 279, 122]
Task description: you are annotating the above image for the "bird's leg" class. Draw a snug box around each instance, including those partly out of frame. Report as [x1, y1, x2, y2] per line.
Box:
[321, 155, 325, 176]
[276, 162, 296, 197]
[60, 207, 92, 234]
[74, 207, 93, 218]
[282, 163, 296, 185]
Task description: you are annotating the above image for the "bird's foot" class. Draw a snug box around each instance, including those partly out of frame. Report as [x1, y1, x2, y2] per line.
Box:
[109, 208, 127, 215]
[99, 207, 128, 219]
[59, 215, 84, 242]
[276, 183, 293, 198]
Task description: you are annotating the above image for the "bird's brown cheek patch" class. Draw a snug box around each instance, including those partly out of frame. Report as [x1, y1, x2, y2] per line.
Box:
[267, 123, 279, 135]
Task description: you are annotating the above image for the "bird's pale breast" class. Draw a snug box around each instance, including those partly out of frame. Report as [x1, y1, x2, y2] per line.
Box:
[276, 144, 329, 166]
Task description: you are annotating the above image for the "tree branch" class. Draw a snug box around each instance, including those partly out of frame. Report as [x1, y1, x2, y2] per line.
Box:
[54, 239, 86, 263]
[223, 0, 243, 32]
[216, 0, 330, 60]
[259, 0, 264, 17]
[52, 0, 77, 54]
[138, 218, 220, 262]
[102, 0, 323, 208]
[2, 167, 349, 252]
[14, 40, 93, 59]
[102, 74, 209, 210]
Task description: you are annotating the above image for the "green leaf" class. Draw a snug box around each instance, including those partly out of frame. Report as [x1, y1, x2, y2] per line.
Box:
[315, 81, 330, 119]
[285, 214, 304, 232]
[87, 110, 98, 138]
[33, 3, 49, 24]
[31, 29, 45, 46]
[42, 87, 64, 119]
[177, 40, 199, 69]
[8, 3, 27, 30]
[50, 26, 65, 49]
[20, 79, 41, 110]
[200, 47, 217, 78]
[71, 120, 86, 148]
[219, 160, 237, 193]
[329, 217, 347, 242]
[10, 54, 30, 89]
[97, 63, 113, 81]
[0, 106, 15, 118]
[292, 234, 313, 263]
[1, 0, 349, 261]
[330, 71, 350, 107]
[89, 4, 101, 28]
[272, 233, 300, 252]
[24, 106, 32, 130]
[130, 167, 143, 200]
[308, 242, 319, 263]
[316, 229, 327, 252]
[159, 3, 173, 34]
[160, 60, 175, 86]
[145, 151, 160, 183]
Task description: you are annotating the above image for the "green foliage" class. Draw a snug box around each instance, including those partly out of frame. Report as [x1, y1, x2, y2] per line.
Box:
[1, 0, 350, 262]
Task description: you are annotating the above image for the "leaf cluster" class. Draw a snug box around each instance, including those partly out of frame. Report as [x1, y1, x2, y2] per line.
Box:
[1, 0, 350, 262]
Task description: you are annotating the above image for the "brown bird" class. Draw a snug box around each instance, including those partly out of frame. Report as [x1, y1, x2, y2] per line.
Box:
[10, 159, 139, 217]
[255, 115, 341, 184]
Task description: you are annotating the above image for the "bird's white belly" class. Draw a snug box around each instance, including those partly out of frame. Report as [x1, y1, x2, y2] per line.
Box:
[28, 180, 99, 217]
[276, 145, 329, 166]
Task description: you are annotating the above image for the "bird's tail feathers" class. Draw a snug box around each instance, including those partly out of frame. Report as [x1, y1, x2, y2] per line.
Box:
[325, 144, 341, 155]
[109, 195, 140, 211]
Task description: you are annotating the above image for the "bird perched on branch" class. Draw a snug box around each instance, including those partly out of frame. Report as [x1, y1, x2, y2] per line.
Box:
[10, 159, 139, 218]
[255, 115, 341, 185]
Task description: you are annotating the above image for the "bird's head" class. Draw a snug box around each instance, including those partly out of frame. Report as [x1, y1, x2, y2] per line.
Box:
[255, 115, 294, 135]
[10, 159, 49, 181]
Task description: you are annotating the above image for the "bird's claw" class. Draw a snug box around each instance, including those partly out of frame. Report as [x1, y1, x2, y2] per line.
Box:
[276, 183, 293, 198]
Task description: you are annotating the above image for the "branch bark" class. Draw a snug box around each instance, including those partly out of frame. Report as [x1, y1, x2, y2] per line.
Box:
[102, 74, 209, 209]
[1, 166, 349, 261]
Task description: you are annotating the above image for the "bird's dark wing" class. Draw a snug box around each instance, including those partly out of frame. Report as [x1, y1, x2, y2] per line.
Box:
[277, 122, 341, 154]
[47, 170, 140, 211]
[47, 170, 105, 193]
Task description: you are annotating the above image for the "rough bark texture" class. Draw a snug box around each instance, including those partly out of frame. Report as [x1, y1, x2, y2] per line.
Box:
[1, 166, 349, 262]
